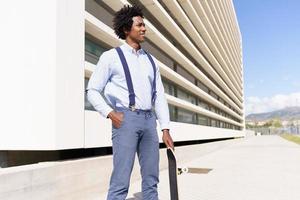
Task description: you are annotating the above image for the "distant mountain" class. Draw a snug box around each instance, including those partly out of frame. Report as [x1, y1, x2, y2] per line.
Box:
[246, 106, 300, 122]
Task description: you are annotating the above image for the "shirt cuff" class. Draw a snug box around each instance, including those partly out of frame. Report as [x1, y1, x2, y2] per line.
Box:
[159, 122, 170, 131]
[95, 105, 113, 119]
[103, 108, 114, 119]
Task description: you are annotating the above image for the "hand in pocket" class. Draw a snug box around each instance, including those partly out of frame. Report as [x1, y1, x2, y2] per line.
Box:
[108, 111, 124, 128]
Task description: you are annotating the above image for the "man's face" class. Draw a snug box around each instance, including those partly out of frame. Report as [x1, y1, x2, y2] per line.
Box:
[126, 16, 146, 43]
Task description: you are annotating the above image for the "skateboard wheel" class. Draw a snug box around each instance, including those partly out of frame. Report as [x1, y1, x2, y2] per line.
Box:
[182, 167, 188, 174]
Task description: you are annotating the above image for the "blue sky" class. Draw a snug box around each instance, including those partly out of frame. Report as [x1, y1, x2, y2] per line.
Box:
[233, 0, 300, 114]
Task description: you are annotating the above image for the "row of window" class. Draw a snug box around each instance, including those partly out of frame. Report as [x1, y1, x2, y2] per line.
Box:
[169, 105, 240, 130]
[172, 63, 241, 116]
[163, 78, 241, 123]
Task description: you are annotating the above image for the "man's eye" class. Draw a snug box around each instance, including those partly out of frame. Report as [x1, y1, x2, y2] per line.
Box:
[136, 23, 145, 27]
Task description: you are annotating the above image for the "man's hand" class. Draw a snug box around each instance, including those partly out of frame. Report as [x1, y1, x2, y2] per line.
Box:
[162, 129, 174, 150]
[108, 111, 124, 128]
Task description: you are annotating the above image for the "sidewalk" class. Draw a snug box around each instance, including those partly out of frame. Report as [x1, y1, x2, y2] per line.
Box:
[101, 135, 300, 200]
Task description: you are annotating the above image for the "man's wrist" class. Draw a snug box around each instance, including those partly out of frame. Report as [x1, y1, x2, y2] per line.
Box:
[162, 129, 170, 134]
[107, 110, 115, 119]
[105, 108, 114, 119]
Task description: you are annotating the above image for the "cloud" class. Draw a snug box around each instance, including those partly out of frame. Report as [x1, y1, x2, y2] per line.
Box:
[245, 92, 300, 115]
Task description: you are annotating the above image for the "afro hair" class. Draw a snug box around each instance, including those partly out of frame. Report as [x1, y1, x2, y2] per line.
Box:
[113, 5, 144, 39]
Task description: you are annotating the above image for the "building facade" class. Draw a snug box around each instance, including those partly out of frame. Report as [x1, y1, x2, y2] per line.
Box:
[1, 0, 244, 152]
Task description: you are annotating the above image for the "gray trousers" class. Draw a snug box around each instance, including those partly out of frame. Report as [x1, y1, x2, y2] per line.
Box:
[107, 108, 159, 200]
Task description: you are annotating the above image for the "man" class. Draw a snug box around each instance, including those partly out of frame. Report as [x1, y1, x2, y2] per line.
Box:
[87, 5, 174, 200]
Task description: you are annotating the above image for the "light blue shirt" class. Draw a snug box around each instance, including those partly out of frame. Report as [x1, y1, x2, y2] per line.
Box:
[87, 43, 170, 130]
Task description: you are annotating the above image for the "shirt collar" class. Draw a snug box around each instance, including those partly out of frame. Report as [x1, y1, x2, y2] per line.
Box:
[122, 43, 145, 55]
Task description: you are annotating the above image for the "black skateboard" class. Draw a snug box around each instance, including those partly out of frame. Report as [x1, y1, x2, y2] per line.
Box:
[166, 147, 212, 200]
[167, 148, 179, 200]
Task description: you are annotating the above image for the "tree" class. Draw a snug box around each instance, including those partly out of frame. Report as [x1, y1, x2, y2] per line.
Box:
[272, 119, 282, 128]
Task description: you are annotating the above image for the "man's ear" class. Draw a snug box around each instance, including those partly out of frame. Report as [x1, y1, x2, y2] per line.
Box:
[123, 27, 129, 37]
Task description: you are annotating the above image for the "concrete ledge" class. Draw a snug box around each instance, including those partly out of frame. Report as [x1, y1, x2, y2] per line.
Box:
[0, 139, 238, 200]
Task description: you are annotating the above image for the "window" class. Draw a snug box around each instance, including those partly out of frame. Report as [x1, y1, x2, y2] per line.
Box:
[211, 119, 216, 127]
[84, 78, 95, 111]
[162, 79, 176, 96]
[197, 114, 208, 125]
[176, 65, 196, 84]
[196, 80, 209, 93]
[220, 110, 226, 117]
[209, 90, 218, 100]
[85, 37, 108, 64]
[220, 121, 225, 128]
[211, 119, 220, 127]
[177, 108, 197, 124]
[198, 99, 210, 110]
[220, 98, 225, 105]
[168, 105, 177, 122]
[177, 88, 196, 105]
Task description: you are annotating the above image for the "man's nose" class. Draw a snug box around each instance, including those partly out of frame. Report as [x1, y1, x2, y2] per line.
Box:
[141, 25, 146, 32]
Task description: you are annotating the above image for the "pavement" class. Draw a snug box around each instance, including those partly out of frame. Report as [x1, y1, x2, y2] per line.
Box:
[99, 135, 300, 200]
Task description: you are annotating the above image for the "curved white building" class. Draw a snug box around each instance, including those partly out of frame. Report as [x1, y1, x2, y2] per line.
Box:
[0, 0, 244, 158]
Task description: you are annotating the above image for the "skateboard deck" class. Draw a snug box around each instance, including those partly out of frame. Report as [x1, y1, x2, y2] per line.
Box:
[167, 148, 213, 200]
[167, 148, 179, 200]
[178, 167, 212, 175]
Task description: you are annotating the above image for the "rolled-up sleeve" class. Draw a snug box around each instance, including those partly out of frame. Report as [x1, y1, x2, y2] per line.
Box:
[87, 51, 113, 118]
[153, 58, 170, 130]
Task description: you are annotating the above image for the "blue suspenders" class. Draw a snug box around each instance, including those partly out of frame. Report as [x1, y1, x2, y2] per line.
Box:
[115, 47, 136, 108]
[115, 47, 157, 111]
[146, 52, 157, 105]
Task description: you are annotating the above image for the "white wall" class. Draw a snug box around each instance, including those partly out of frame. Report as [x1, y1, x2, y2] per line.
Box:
[0, 0, 85, 150]
[55, 0, 85, 149]
[84, 111, 245, 148]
